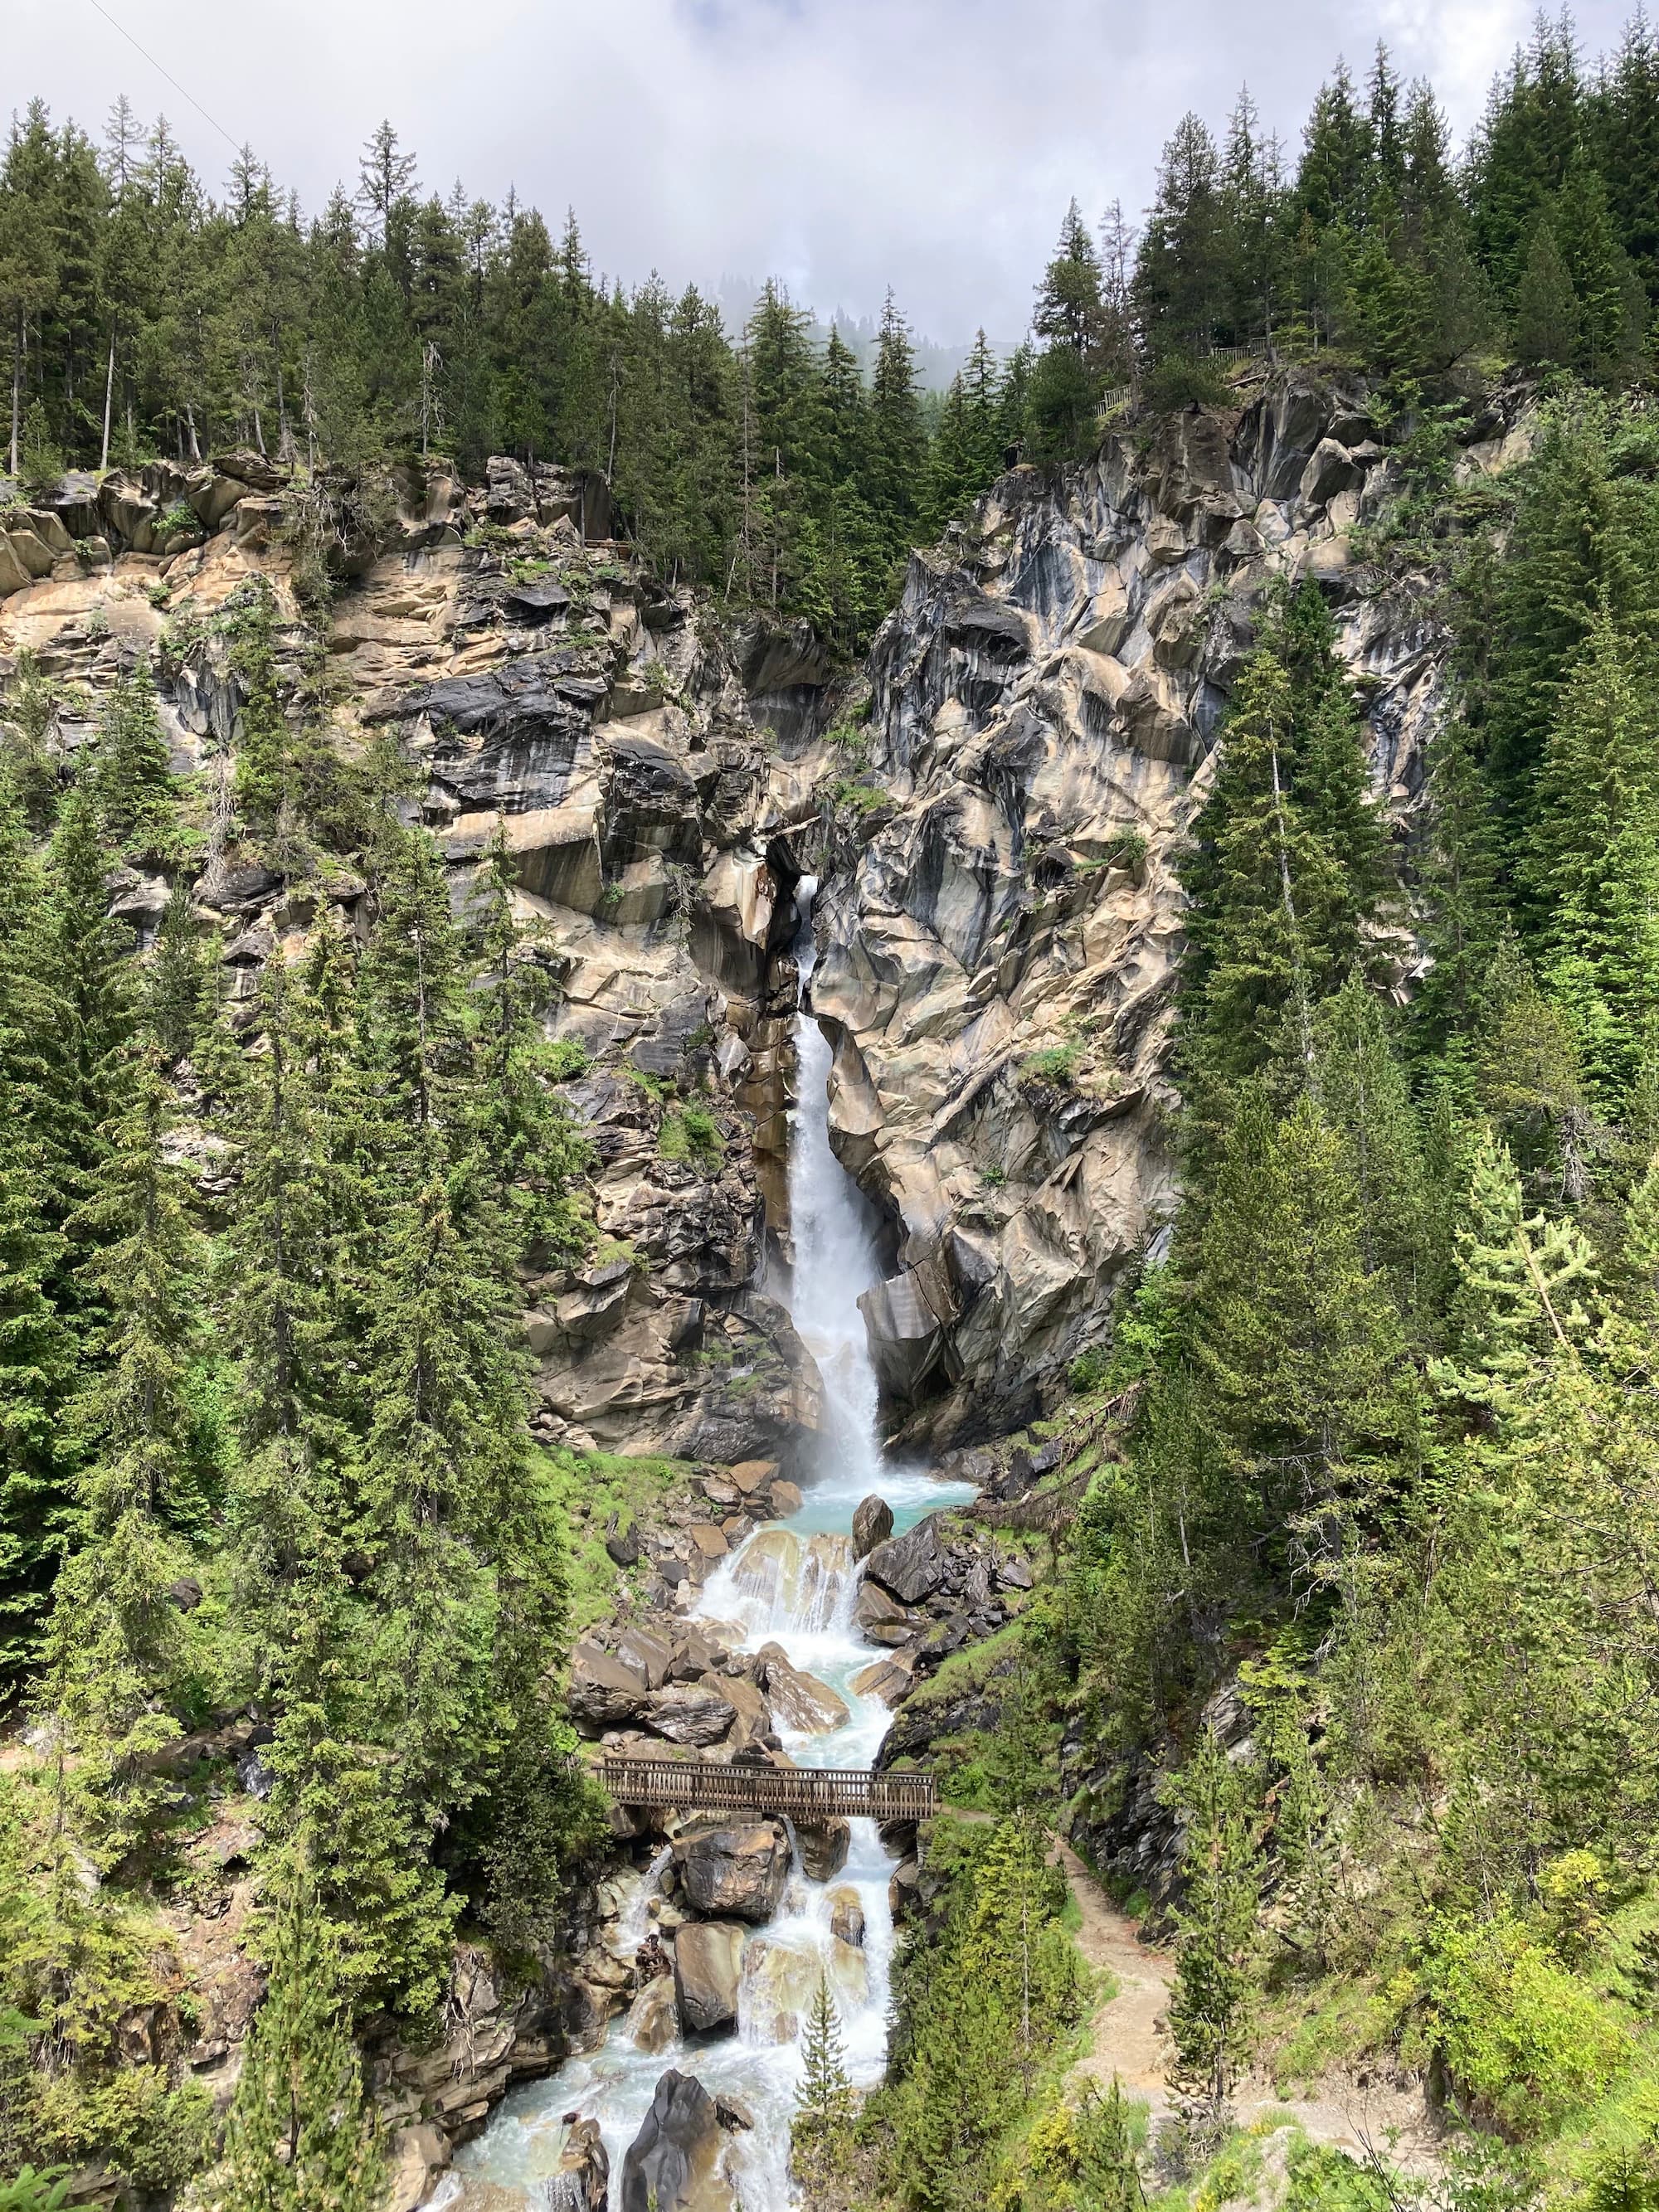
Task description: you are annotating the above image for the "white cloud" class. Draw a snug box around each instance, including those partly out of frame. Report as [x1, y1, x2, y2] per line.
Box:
[8, 0, 1639, 343]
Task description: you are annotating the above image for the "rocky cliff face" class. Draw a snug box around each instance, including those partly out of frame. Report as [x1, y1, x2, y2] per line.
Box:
[0, 449, 852, 1471]
[811, 366, 1528, 1446]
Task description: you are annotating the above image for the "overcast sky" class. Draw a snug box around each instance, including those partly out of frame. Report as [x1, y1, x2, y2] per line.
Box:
[7, 0, 1643, 345]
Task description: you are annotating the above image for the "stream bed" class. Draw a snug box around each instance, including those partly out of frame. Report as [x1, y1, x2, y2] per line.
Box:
[449, 882, 972, 2210]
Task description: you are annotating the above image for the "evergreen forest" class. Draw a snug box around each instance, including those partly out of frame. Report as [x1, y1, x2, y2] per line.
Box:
[8, 10, 1659, 2212]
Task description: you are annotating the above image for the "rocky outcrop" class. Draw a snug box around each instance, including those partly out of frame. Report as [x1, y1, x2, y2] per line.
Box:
[620, 2069, 739, 2212]
[811, 367, 1527, 1442]
[672, 1920, 747, 2032]
[674, 1822, 791, 1922]
[852, 1493, 894, 1558]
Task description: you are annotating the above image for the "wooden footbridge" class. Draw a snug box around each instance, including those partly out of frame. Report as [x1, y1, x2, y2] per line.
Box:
[601, 1756, 936, 1823]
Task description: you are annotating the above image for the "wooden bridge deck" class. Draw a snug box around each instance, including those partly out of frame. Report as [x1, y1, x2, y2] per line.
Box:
[601, 1756, 937, 1823]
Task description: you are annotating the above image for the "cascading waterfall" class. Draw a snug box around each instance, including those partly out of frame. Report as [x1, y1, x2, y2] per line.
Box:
[450, 878, 971, 2212]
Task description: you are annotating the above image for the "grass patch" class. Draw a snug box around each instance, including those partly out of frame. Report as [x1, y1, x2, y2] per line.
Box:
[539, 1445, 698, 1631]
[659, 1106, 723, 1167]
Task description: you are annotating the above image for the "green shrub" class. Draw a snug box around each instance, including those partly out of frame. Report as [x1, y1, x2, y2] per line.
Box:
[659, 1106, 722, 1166]
[1068, 1345, 1112, 1394]
[545, 1038, 591, 1081]
[1141, 352, 1233, 414]
[17, 404, 63, 503]
[1412, 1916, 1627, 2135]
[0, 2171, 70, 2212]
[1021, 1043, 1083, 1087]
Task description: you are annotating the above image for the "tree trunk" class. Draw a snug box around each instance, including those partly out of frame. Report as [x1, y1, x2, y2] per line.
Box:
[10, 305, 21, 479]
[100, 325, 116, 472]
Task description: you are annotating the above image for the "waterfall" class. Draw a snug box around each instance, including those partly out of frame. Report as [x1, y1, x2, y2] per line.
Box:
[452, 879, 974, 2212]
[786, 876, 885, 1500]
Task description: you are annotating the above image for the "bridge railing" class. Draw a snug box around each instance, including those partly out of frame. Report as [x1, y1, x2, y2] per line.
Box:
[601, 1756, 937, 1823]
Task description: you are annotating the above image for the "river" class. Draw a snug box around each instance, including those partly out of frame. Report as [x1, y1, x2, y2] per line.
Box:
[449, 879, 973, 2210]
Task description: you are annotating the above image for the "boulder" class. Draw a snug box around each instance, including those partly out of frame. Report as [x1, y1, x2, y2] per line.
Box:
[616, 1625, 674, 1690]
[569, 1641, 650, 1730]
[645, 1685, 734, 1748]
[797, 1818, 851, 1882]
[547, 2117, 610, 2212]
[674, 1822, 790, 1922]
[707, 1670, 772, 1752]
[620, 2068, 737, 2212]
[383, 2122, 450, 2212]
[672, 1920, 746, 2032]
[828, 1885, 866, 1947]
[770, 1480, 803, 1514]
[728, 1458, 779, 1495]
[754, 1644, 851, 1733]
[606, 1516, 643, 1567]
[864, 1516, 946, 1604]
[625, 1972, 679, 2055]
[854, 1578, 910, 1635]
[739, 1936, 822, 2042]
[849, 1654, 915, 1707]
[852, 1494, 894, 1558]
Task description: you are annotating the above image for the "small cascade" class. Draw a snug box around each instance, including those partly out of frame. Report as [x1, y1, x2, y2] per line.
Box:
[453, 880, 973, 2211]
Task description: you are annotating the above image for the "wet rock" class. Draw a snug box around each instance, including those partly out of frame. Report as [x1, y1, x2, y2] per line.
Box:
[543, 2117, 610, 2212]
[889, 1856, 923, 1920]
[754, 1644, 851, 1733]
[625, 1974, 679, 2055]
[770, 1479, 803, 1514]
[672, 1920, 746, 2032]
[715, 2094, 755, 2132]
[620, 2068, 737, 2212]
[739, 1936, 821, 2042]
[849, 1653, 915, 1706]
[383, 2121, 451, 2212]
[796, 1818, 851, 1882]
[828, 1886, 866, 1947]
[674, 1822, 791, 1922]
[645, 1685, 733, 1748]
[864, 1516, 946, 1604]
[828, 1935, 869, 2009]
[854, 1578, 911, 1636]
[851, 1494, 894, 1558]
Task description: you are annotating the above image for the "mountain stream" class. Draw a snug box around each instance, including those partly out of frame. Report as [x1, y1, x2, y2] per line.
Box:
[450, 881, 973, 2208]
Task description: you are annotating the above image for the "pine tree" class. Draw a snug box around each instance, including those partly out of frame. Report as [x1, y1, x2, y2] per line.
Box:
[1433, 1124, 1599, 1404]
[91, 659, 173, 855]
[1524, 606, 1659, 1109]
[42, 1049, 198, 1859]
[1312, 979, 1430, 1330]
[1513, 214, 1581, 367]
[0, 1104, 72, 1682]
[866, 290, 925, 552]
[1190, 1090, 1406, 1546]
[1176, 645, 1370, 1141]
[795, 1974, 853, 2137]
[148, 878, 211, 1067]
[1166, 1728, 1259, 2131]
[1133, 121, 1228, 362]
[217, 1854, 384, 2212]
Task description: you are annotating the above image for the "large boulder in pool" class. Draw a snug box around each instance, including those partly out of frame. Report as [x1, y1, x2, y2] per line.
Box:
[864, 1514, 946, 1604]
[620, 2068, 737, 2212]
[674, 1821, 790, 1922]
[672, 1919, 745, 2031]
[852, 1494, 894, 1558]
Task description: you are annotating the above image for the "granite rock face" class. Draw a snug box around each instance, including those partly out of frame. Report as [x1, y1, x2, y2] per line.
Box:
[810, 366, 1530, 1442]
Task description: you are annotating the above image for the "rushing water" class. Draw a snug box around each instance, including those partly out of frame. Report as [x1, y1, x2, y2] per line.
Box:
[450, 880, 972, 2210]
